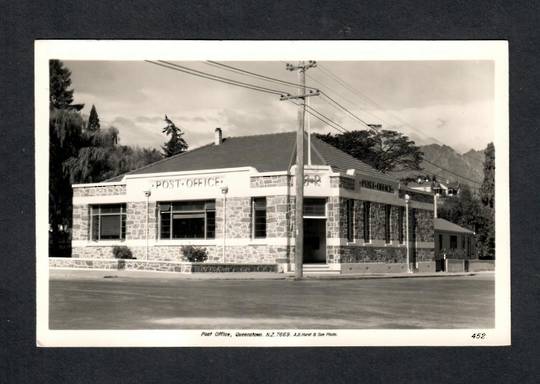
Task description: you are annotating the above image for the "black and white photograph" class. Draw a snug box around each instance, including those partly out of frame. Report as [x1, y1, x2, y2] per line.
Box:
[35, 41, 509, 347]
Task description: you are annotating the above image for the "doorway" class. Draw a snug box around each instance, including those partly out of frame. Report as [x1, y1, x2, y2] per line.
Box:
[303, 218, 327, 263]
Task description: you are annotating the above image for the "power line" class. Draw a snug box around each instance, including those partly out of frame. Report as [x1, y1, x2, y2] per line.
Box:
[307, 73, 395, 127]
[317, 63, 448, 145]
[146, 60, 289, 96]
[316, 63, 486, 182]
[206, 60, 318, 91]
[320, 91, 375, 130]
[422, 158, 482, 185]
[149, 59, 482, 186]
[288, 100, 348, 134]
[305, 105, 349, 134]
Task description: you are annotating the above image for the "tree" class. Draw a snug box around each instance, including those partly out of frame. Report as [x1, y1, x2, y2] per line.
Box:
[49, 108, 85, 255]
[478, 143, 495, 258]
[161, 115, 188, 157]
[87, 104, 101, 132]
[316, 129, 423, 173]
[480, 143, 495, 209]
[49, 60, 84, 111]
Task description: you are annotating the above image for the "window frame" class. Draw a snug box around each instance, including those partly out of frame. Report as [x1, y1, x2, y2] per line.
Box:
[363, 201, 371, 243]
[450, 235, 458, 249]
[398, 206, 405, 244]
[159, 200, 216, 240]
[90, 204, 127, 241]
[252, 197, 267, 239]
[384, 204, 391, 244]
[346, 199, 354, 242]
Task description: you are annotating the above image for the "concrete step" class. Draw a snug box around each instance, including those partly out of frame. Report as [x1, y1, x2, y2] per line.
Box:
[302, 264, 340, 275]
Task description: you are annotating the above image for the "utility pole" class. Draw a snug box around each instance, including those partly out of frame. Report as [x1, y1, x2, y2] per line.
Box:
[281, 61, 319, 279]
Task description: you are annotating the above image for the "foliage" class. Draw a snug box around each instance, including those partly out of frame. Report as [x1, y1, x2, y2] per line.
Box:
[480, 143, 495, 209]
[49, 60, 83, 111]
[48, 60, 168, 257]
[478, 143, 495, 258]
[112, 246, 134, 259]
[87, 104, 101, 132]
[316, 129, 423, 173]
[161, 115, 188, 157]
[181, 245, 208, 262]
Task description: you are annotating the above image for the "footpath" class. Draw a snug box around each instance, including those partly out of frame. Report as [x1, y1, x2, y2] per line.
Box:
[49, 268, 494, 281]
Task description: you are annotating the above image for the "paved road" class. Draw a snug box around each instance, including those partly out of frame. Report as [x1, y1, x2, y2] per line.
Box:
[49, 272, 494, 329]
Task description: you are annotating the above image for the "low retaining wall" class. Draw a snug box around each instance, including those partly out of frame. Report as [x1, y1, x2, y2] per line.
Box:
[416, 261, 436, 273]
[466, 260, 495, 272]
[341, 262, 408, 274]
[49, 258, 277, 273]
[446, 259, 465, 273]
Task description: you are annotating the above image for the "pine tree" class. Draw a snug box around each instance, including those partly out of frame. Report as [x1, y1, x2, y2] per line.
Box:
[161, 115, 188, 157]
[87, 104, 101, 132]
[49, 60, 84, 111]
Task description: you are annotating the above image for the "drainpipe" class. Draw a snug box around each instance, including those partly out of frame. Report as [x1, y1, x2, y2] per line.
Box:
[221, 186, 228, 263]
[405, 194, 411, 273]
[144, 190, 151, 260]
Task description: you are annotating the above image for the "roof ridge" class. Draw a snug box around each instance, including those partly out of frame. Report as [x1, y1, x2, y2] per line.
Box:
[104, 142, 215, 182]
[224, 130, 295, 140]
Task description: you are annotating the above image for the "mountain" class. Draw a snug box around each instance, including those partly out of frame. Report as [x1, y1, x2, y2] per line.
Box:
[392, 144, 485, 190]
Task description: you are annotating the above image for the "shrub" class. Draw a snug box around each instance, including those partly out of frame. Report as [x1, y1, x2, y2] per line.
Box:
[112, 246, 134, 259]
[181, 245, 208, 262]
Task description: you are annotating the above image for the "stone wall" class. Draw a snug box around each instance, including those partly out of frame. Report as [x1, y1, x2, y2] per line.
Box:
[266, 195, 295, 238]
[327, 245, 407, 264]
[326, 196, 341, 239]
[413, 248, 435, 262]
[125, 201, 158, 240]
[216, 197, 251, 239]
[72, 204, 89, 241]
[72, 244, 289, 264]
[73, 184, 126, 197]
[370, 202, 386, 241]
[250, 175, 291, 188]
[49, 258, 276, 273]
[412, 208, 434, 242]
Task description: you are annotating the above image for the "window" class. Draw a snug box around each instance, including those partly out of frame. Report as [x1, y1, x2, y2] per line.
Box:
[398, 206, 405, 244]
[363, 201, 371, 243]
[450, 235, 457, 249]
[303, 198, 326, 217]
[461, 236, 466, 249]
[439, 234, 443, 250]
[252, 197, 267, 238]
[384, 204, 391, 244]
[90, 204, 126, 241]
[346, 199, 354, 242]
[159, 200, 215, 239]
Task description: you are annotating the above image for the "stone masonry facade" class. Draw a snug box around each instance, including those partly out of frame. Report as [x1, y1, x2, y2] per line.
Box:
[73, 184, 126, 197]
[71, 177, 434, 269]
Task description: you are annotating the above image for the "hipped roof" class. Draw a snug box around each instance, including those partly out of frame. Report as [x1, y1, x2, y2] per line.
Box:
[108, 131, 396, 182]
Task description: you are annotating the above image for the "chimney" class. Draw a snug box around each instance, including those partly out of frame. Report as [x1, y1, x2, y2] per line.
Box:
[214, 127, 222, 145]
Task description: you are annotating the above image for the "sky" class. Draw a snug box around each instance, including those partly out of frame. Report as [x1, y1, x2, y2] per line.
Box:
[66, 60, 494, 153]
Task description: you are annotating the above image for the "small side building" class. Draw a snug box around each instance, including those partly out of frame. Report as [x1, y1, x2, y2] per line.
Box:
[434, 217, 475, 272]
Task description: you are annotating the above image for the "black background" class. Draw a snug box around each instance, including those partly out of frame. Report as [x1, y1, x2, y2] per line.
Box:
[1, 1, 539, 383]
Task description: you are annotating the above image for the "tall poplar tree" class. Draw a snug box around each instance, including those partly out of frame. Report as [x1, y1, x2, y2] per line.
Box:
[479, 143, 495, 258]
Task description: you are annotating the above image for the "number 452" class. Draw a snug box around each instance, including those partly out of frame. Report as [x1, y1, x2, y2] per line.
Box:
[471, 332, 486, 339]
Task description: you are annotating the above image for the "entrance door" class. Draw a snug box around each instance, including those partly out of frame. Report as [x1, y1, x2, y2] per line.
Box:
[303, 218, 326, 263]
